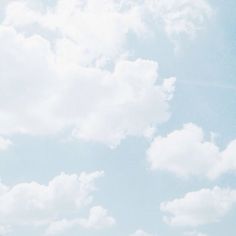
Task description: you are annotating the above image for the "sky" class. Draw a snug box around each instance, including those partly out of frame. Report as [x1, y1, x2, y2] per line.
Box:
[0, 0, 236, 236]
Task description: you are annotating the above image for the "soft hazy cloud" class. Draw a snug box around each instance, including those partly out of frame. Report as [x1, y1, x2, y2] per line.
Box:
[146, 0, 213, 38]
[147, 123, 236, 179]
[130, 229, 154, 236]
[0, 137, 11, 151]
[78, 205, 115, 229]
[184, 231, 208, 236]
[4, 0, 213, 44]
[46, 206, 115, 235]
[46, 218, 78, 235]
[0, 171, 111, 234]
[0, 225, 11, 236]
[161, 186, 236, 227]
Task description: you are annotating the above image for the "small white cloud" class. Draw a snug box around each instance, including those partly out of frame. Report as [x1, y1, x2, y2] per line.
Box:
[161, 186, 236, 227]
[130, 229, 154, 236]
[147, 123, 236, 179]
[147, 0, 213, 38]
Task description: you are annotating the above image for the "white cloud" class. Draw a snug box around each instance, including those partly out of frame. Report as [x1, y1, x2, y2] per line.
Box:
[4, 0, 213, 45]
[69, 61, 175, 147]
[78, 205, 115, 229]
[0, 24, 175, 146]
[0, 26, 58, 135]
[146, 0, 213, 38]
[0, 0, 213, 146]
[46, 205, 115, 235]
[160, 186, 236, 227]
[184, 231, 208, 236]
[130, 229, 154, 236]
[46, 218, 78, 235]
[3, 0, 146, 66]
[212, 140, 236, 178]
[0, 171, 110, 233]
[0, 137, 11, 151]
[147, 123, 236, 179]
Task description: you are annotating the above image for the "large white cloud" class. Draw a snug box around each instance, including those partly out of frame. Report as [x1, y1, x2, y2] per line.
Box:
[160, 186, 236, 227]
[147, 123, 236, 179]
[0, 0, 213, 146]
[0, 171, 115, 234]
[0, 24, 175, 147]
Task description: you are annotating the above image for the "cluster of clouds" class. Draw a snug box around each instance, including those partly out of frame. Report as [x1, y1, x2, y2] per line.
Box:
[2, 0, 234, 236]
[147, 123, 236, 232]
[0, 171, 116, 235]
[0, 0, 213, 147]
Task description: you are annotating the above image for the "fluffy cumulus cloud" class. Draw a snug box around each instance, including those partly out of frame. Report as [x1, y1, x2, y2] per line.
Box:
[0, 2, 178, 147]
[130, 229, 154, 236]
[0, 171, 115, 234]
[147, 123, 236, 179]
[160, 186, 236, 227]
[0, 24, 176, 147]
[0, 0, 213, 147]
